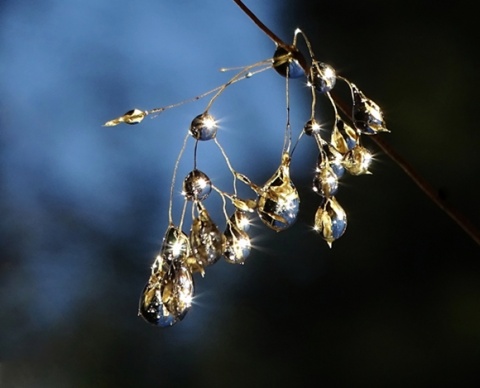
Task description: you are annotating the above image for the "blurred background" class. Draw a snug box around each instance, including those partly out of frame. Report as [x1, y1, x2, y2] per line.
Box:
[1, 0, 479, 386]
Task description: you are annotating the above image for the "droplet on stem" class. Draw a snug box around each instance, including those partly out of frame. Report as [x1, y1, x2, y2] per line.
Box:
[223, 218, 251, 264]
[190, 204, 224, 267]
[309, 61, 336, 93]
[343, 145, 372, 175]
[272, 45, 307, 79]
[161, 225, 190, 261]
[313, 166, 339, 198]
[314, 197, 347, 247]
[190, 112, 218, 141]
[303, 119, 321, 136]
[352, 84, 388, 135]
[182, 169, 212, 201]
[103, 108, 147, 127]
[257, 153, 300, 231]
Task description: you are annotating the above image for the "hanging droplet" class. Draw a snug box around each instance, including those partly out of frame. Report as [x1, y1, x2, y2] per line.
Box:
[103, 108, 147, 127]
[309, 61, 336, 94]
[182, 169, 212, 201]
[257, 153, 300, 231]
[230, 210, 251, 232]
[352, 84, 388, 135]
[313, 166, 339, 198]
[303, 119, 321, 136]
[162, 264, 194, 321]
[190, 204, 224, 267]
[223, 219, 251, 264]
[138, 280, 178, 327]
[272, 45, 307, 79]
[314, 197, 347, 247]
[189, 112, 218, 141]
[343, 145, 372, 175]
[160, 225, 190, 261]
[331, 119, 358, 154]
[318, 145, 345, 179]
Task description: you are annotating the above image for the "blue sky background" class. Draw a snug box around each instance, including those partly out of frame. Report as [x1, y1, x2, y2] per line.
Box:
[1, 0, 480, 386]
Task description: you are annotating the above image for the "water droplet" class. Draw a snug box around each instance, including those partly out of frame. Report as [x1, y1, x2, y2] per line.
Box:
[189, 113, 218, 141]
[331, 119, 358, 154]
[313, 166, 339, 198]
[190, 204, 224, 267]
[272, 45, 306, 79]
[182, 169, 212, 201]
[138, 280, 178, 327]
[352, 84, 388, 135]
[138, 263, 194, 327]
[314, 197, 347, 246]
[230, 210, 251, 232]
[343, 145, 372, 175]
[318, 145, 345, 178]
[310, 61, 336, 93]
[161, 225, 190, 261]
[103, 108, 147, 127]
[257, 153, 300, 231]
[223, 219, 251, 264]
[162, 264, 194, 320]
[303, 119, 321, 136]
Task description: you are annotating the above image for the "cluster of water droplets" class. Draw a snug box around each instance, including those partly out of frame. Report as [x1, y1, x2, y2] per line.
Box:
[104, 29, 388, 327]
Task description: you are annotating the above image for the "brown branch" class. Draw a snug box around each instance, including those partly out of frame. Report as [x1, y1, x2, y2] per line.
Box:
[370, 135, 480, 246]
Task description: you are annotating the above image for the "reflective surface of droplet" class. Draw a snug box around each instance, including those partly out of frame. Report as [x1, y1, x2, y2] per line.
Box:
[103, 108, 147, 127]
[183, 169, 212, 201]
[352, 84, 388, 135]
[162, 264, 194, 320]
[223, 221, 251, 264]
[343, 145, 372, 175]
[314, 197, 347, 246]
[331, 119, 358, 154]
[303, 119, 321, 136]
[318, 146, 345, 179]
[138, 281, 178, 327]
[272, 46, 306, 79]
[313, 166, 339, 198]
[310, 61, 336, 93]
[190, 205, 224, 267]
[257, 154, 300, 231]
[189, 112, 218, 141]
[161, 225, 190, 261]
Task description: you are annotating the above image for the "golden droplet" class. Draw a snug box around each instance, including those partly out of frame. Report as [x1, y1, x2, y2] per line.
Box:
[314, 197, 347, 247]
[190, 204, 224, 267]
[103, 108, 147, 127]
[257, 153, 300, 231]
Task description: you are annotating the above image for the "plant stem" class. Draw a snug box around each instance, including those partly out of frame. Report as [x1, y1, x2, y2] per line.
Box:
[234, 0, 480, 247]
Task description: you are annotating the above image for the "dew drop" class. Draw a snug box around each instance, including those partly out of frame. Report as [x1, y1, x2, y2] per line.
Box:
[309, 61, 336, 93]
[303, 119, 321, 136]
[189, 112, 218, 141]
[161, 225, 190, 261]
[190, 204, 224, 267]
[182, 169, 212, 201]
[314, 197, 347, 246]
[162, 264, 194, 321]
[257, 153, 300, 231]
[223, 219, 251, 264]
[352, 84, 388, 135]
[343, 145, 372, 175]
[272, 45, 307, 79]
[313, 166, 339, 198]
[138, 280, 178, 327]
[318, 145, 345, 178]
